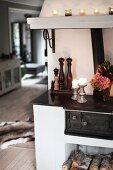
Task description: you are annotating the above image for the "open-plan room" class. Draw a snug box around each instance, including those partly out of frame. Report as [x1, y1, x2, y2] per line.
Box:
[0, 0, 47, 169]
[1, 0, 113, 170]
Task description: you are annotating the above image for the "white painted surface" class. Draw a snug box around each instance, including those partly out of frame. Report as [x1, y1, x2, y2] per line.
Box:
[48, 29, 94, 94]
[103, 28, 113, 95]
[33, 105, 65, 170]
[33, 105, 113, 170]
[27, 15, 113, 29]
[38, 0, 113, 95]
[103, 29, 113, 62]
[40, 0, 113, 17]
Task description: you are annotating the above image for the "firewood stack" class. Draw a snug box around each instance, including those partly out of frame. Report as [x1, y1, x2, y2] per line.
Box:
[62, 150, 113, 170]
[109, 153, 113, 170]
[89, 155, 102, 170]
[100, 156, 110, 170]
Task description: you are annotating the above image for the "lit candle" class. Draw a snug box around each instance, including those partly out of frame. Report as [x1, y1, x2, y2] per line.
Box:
[65, 9, 72, 16]
[79, 9, 86, 16]
[52, 10, 59, 16]
[78, 78, 87, 86]
[72, 79, 79, 89]
[109, 7, 113, 14]
[94, 8, 100, 15]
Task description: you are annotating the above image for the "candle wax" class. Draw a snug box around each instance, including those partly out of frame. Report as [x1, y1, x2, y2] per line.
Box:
[78, 78, 87, 86]
[72, 79, 79, 88]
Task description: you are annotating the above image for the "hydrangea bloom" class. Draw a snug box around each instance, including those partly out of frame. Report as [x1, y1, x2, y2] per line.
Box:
[90, 73, 111, 91]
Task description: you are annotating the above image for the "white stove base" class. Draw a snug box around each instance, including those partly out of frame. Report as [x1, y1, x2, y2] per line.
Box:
[33, 105, 113, 170]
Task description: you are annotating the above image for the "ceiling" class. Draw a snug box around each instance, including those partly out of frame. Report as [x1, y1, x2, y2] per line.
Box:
[2, 0, 44, 7]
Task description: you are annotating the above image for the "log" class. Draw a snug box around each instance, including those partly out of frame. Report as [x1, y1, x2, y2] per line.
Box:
[70, 151, 85, 167]
[78, 155, 92, 170]
[109, 153, 113, 170]
[70, 167, 78, 170]
[62, 150, 85, 170]
[89, 155, 102, 170]
[62, 159, 72, 170]
[100, 157, 110, 170]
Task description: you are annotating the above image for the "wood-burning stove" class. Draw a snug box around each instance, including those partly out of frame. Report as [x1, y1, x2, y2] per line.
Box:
[65, 110, 113, 140]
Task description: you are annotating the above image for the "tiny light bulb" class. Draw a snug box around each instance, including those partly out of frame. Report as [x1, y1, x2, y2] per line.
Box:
[94, 8, 100, 15]
[52, 10, 59, 16]
[79, 8, 86, 16]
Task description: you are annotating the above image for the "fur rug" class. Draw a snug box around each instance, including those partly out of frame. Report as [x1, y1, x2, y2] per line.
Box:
[0, 121, 34, 150]
[0, 83, 47, 149]
[0, 137, 32, 150]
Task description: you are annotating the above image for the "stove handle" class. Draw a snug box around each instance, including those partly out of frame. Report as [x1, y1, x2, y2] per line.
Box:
[72, 115, 77, 120]
[82, 121, 87, 126]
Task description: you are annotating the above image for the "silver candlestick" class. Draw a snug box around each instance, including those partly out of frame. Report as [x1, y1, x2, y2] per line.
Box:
[71, 88, 78, 100]
[77, 85, 87, 103]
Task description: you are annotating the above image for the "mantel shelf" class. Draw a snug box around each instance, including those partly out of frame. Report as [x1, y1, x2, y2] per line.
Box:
[27, 15, 113, 29]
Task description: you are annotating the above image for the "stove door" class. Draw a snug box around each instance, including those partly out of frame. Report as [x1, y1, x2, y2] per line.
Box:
[65, 110, 113, 140]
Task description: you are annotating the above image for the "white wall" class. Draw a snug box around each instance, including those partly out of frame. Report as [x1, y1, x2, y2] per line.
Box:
[47, 29, 94, 94]
[103, 29, 113, 62]
[40, 0, 113, 95]
[40, 0, 113, 17]
[103, 28, 113, 95]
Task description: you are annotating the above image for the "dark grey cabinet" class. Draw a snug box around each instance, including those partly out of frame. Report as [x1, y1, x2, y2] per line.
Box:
[65, 110, 113, 140]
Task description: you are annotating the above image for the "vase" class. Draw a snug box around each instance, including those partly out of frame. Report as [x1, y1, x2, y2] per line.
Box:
[93, 87, 111, 101]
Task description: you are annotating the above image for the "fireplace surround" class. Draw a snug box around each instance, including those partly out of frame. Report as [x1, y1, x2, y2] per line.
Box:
[27, 16, 113, 94]
[33, 91, 113, 170]
[29, 11, 113, 170]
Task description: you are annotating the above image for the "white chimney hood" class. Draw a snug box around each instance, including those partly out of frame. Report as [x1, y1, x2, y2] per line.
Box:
[27, 15, 113, 29]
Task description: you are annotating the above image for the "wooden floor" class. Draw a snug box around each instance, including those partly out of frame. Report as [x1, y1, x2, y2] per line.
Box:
[0, 142, 36, 170]
[0, 76, 47, 170]
[0, 83, 47, 122]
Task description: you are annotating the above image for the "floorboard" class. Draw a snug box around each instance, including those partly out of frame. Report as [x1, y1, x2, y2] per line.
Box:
[0, 142, 36, 170]
[0, 75, 47, 169]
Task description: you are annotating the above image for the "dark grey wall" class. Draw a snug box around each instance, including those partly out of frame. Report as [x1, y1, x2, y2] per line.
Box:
[31, 30, 45, 64]
[0, 2, 9, 55]
[0, 0, 41, 55]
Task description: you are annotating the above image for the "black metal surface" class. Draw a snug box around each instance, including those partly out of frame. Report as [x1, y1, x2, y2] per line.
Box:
[33, 91, 113, 139]
[43, 29, 55, 53]
[65, 110, 113, 140]
[91, 28, 105, 73]
[33, 91, 113, 113]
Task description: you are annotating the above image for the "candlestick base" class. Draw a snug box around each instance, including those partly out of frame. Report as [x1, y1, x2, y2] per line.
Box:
[71, 88, 78, 100]
[77, 85, 87, 103]
[77, 95, 87, 103]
